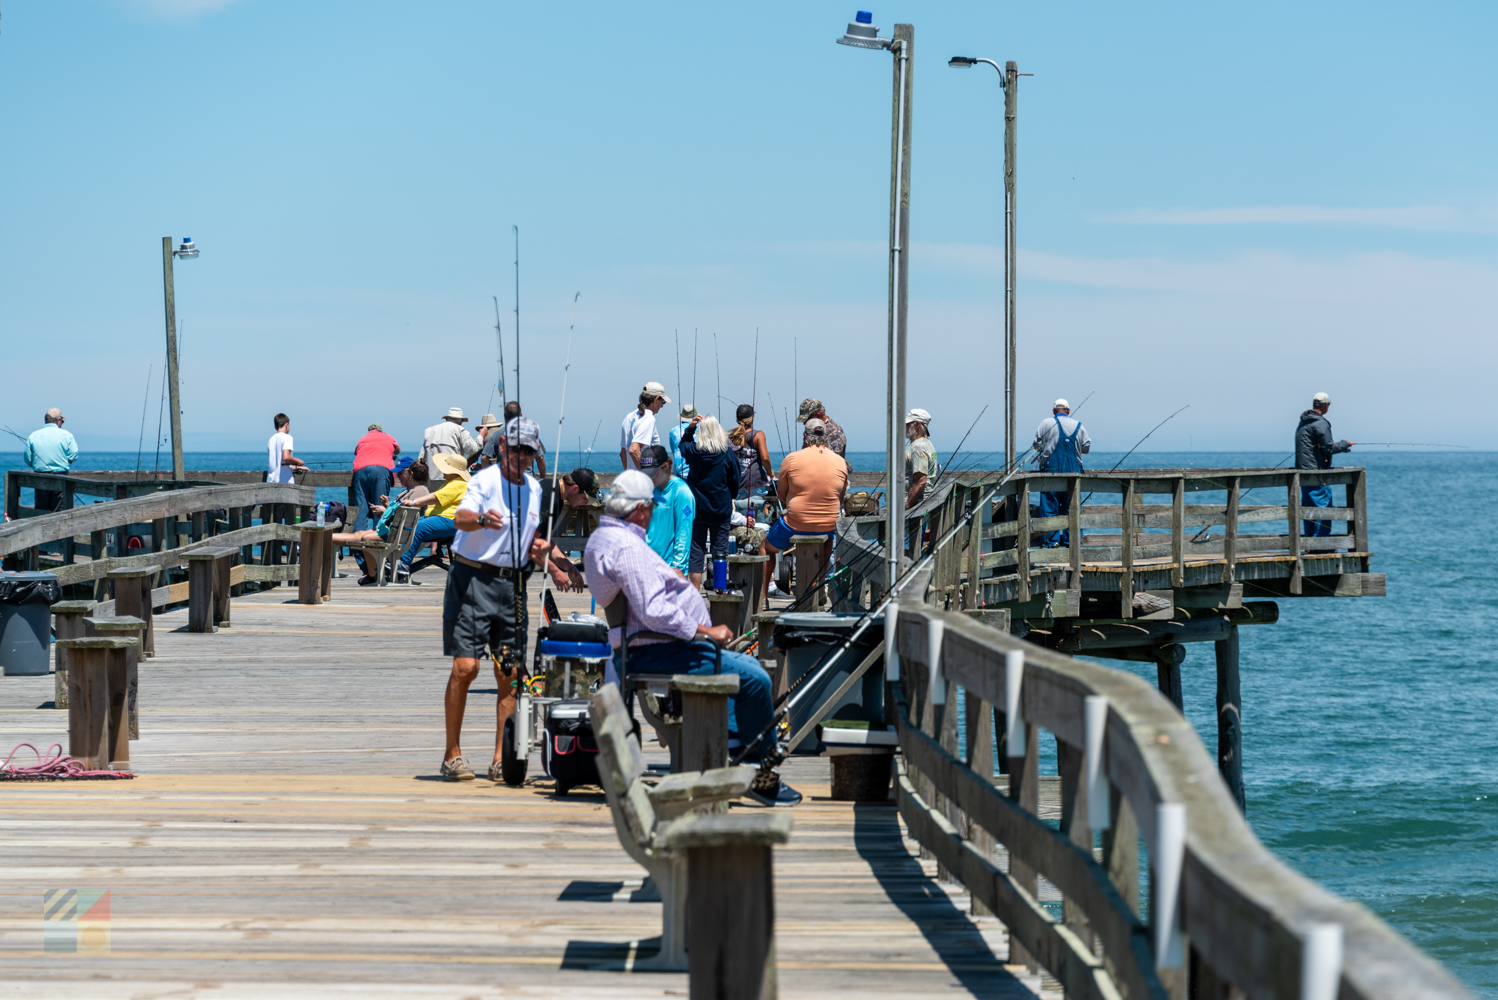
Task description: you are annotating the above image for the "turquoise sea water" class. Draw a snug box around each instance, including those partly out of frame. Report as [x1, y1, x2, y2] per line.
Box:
[5, 448, 1496, 993]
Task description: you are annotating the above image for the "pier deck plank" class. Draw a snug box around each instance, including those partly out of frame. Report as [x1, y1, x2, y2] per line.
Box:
[0, 562, 1039, 999]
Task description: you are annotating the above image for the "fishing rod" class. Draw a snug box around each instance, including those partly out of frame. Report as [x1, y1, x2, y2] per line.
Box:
[152, 363, 167, 474]
[732, 444, 1037, 766]
[586, 419, 602, 458]
[1, 425, 26, 445]
[765, 391, 786, 453]
[933, 405, 988, 484]
[492, 296, 507, 413]
[1077, 405, 1189, 506]
[538, 292, 581, 605]
[512, 226, 522, 406]
[1356, 441, 1469, 448]
[692, 329, 698, 409]
[675, 330, 682, 407]
[1070, 390, 1095, 415]
[751, 328, 759, 423]
[714, 332, 722, 416]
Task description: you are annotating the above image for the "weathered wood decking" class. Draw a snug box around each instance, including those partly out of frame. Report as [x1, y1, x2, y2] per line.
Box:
[0, 563, 1045, 999]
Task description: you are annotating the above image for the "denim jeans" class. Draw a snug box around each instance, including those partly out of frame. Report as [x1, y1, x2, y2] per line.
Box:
[400, 515, 457, 569]
[1300, 485, 1334, 538]
[621, 640, 774, 761]
[1037, 490, 1071, 547]
[352, 465, 393, 532]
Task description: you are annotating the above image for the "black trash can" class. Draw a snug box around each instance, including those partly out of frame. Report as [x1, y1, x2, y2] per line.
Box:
[773, 612, 885, 754]
[0, 571, 62, 677]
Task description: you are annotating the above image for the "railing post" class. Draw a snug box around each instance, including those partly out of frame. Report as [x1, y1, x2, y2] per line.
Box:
[1222, 475, 1239, 584]
[1288, 473, 1303, 595]
[1301, 922, 1343, 1000]
[1004, 649, 1039, 971]
[964, 691, 996, 915]
[1154, 802, 1186, 970]
[62, 481, 76, 565]
[1016, 478, 1031, 602]
[1170, 477, 1185, 588]
[1068, 475, 1082, 593]
[1351, 468, 1368, 561]
[1119, 479, 1135, 618]
[1085, 695, 1111, 829]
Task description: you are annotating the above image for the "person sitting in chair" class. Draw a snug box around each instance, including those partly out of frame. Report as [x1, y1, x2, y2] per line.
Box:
[397, 452, 470, 580]
[333, 457, 424, 584]
[582, 469, 801, 807]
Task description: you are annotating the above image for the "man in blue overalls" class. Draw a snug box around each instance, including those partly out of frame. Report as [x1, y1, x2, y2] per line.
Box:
[1032, 399, 1091, 547]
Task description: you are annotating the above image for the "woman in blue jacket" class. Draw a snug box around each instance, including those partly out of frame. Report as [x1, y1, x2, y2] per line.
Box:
[679, 414, 740, 590]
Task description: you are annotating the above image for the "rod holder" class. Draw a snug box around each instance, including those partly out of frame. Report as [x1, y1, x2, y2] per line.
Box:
[884, 601, 900, 681]
[1153, 802, 1186, 968]
[1004, 650, 1024, 757]
[1084, 695, 1110, 830]
[926, 619, 945, 706]
[1300, 922, 1343, 1000]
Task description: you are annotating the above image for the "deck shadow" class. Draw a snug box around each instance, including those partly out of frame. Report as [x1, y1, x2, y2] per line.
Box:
[852, 802, 1019, 998]
[559, 936, 664, 971]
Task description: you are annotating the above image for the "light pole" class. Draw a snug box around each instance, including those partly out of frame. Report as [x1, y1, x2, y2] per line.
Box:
[161, 237, 198, 482]
[838, 10, 913, 593]
[949, 55, 1018, 471]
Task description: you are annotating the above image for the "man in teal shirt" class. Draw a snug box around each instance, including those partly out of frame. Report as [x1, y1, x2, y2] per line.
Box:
[639, 445, 694, 575]
[24, 407, 78, 512]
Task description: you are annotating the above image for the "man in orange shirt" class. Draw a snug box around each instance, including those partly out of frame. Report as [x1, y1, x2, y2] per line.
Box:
[761, 418, 848, 607]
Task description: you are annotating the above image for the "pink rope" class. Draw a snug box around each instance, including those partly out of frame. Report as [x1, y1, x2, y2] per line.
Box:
[0, 742, 135, 780]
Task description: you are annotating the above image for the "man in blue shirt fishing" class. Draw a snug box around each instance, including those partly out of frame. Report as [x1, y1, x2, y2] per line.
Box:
[639, 445, 694, 576]
[24, 407, 78, 512]
[1033, 399, 1091, 547]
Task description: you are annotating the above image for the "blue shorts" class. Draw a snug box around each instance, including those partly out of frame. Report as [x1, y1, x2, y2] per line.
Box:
[765, 517, 836, 552]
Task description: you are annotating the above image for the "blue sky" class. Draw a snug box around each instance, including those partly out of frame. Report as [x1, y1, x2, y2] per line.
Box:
[2, 0, 1494, 457]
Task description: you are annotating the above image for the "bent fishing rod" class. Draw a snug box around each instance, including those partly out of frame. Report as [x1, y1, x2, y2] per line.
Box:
[538, 292, 581, 607]
[730, 442, 1038, 766]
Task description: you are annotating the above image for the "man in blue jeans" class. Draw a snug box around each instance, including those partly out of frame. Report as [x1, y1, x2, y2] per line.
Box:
[583, 469, 800, 807]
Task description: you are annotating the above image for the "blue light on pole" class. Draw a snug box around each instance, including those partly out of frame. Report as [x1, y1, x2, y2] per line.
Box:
[837, 10, 891, 49]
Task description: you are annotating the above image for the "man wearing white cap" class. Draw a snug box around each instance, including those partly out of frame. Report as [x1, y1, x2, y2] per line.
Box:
[905, 408, 939, 508]
[1033, 399, 1091, 546]
[439, 416, 584, 782]
[1295, 392, 1353, 538]
[583, 469, 801, 807]
[619, 381, 670, 471]
[420, 407, 480, 483]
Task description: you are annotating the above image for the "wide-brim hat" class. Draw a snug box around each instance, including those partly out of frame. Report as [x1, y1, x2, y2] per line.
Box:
[443, 407, 468, 422]
[431, 453, 471, 480]
[477, 413, 503, 429]
[678, 403, 699, 420]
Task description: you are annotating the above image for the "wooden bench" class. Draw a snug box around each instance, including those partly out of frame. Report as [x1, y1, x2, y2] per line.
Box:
[347, 507, 420, 586]
[589, 683, 757, 971]
[184, 545, 237, 632]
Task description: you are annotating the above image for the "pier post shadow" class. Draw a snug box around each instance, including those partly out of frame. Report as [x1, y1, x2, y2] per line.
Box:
[852, 802, 1027, 998]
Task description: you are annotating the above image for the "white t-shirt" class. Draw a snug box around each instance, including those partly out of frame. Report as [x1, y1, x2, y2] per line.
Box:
[619, 408, 659, 469]
[268, 431, 295, 484]
[451, 465, 543, 567]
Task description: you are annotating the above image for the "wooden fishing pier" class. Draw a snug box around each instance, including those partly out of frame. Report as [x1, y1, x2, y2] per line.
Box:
[0, 467, 1468, 999]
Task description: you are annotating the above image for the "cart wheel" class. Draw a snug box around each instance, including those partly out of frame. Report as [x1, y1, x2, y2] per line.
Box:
[500, 714, 528, 786]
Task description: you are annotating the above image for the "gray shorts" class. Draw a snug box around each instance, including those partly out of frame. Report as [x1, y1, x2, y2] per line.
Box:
[442, 559, 528, 659]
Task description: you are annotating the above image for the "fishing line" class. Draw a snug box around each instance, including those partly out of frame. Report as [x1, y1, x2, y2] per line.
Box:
[1077, 405, 1190, 507]
[152, 363, 167, 475]
[732, 445, 1037, 766]
[538, 292, 581, 607]
[513, 226, 521, 405]
[675, 330, 682, 407]
[714, 332, 722, 416]
[134, 365, 153, 476]
[933, 405, 988, 485]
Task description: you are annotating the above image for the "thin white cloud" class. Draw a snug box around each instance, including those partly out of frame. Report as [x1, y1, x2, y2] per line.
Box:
[123, 0, 248, 21]
[1094, 204, 1497, 233]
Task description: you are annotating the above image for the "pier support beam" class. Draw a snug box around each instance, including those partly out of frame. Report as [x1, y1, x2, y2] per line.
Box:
[1215, 623, 1245, 814]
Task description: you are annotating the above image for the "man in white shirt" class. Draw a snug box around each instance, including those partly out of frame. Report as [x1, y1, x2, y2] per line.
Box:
[421, 407, 480, 481]
[440, 416, 585, 783]
[619, 381, 670, 470]
[267, 413, 308, 484]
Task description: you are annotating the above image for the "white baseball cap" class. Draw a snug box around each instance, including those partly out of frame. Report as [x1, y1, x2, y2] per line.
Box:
[643, 381, 672, 403]
[610, 469, 655, 503]
[1313, 392, 1331, 405]
[905, 408, 931, 425]
[1053, 398, 1070, 410]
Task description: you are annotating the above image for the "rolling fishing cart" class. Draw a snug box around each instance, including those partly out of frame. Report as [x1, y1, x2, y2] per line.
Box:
[496, 616, 613, 790]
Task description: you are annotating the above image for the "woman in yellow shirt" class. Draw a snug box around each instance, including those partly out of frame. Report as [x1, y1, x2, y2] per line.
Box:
[397, 453, 470, 579]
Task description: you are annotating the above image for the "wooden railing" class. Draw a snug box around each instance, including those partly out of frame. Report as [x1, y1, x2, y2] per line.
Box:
[0, 482, 319, 595]
[888, 604, 1468, 999]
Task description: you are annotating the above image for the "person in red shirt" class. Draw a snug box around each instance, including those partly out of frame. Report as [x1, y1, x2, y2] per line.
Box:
[352, 423, 401, 532]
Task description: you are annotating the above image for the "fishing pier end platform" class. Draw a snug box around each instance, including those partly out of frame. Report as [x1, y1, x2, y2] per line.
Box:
[837, 464, 1382, 812]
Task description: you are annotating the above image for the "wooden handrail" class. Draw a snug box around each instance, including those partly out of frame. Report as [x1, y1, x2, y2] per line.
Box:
[0, 483, 315, 557]
[891, 605, 1470, 999]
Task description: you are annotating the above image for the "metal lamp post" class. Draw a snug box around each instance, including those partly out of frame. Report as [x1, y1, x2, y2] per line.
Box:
[949, 55, 1018, 471]
[838, 10, 913, 593]
[161, 237, 199, 482]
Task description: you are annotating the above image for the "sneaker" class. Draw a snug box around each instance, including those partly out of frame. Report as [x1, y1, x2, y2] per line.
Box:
[746, 765, 802, 807]
[487, 760, 505, 782]
[440, 756, 475, 781]
[767, 582, 787, 598]
[396, 565, 411, 582]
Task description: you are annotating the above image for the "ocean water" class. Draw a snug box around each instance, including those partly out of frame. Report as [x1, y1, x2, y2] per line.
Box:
[5, 448, 1496, 993]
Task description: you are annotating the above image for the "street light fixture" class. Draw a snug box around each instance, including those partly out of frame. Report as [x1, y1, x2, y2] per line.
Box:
[162, 236, 200, 482]
[949, 54, 1019, 470]
[836, 11, 913, 593]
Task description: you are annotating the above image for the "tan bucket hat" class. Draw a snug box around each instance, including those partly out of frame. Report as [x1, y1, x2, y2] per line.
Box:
[477, 413, 503, 429]
[431, 452, 472, 481]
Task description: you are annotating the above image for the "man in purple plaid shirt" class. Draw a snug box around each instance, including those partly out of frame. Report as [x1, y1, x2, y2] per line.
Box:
[584, 470, 801, 807]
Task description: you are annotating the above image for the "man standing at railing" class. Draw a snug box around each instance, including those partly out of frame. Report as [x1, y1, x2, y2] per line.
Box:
[24, 408, 77, 513]
[1295, 392, 1354, 538]
[1033, 399, 1091, 547]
